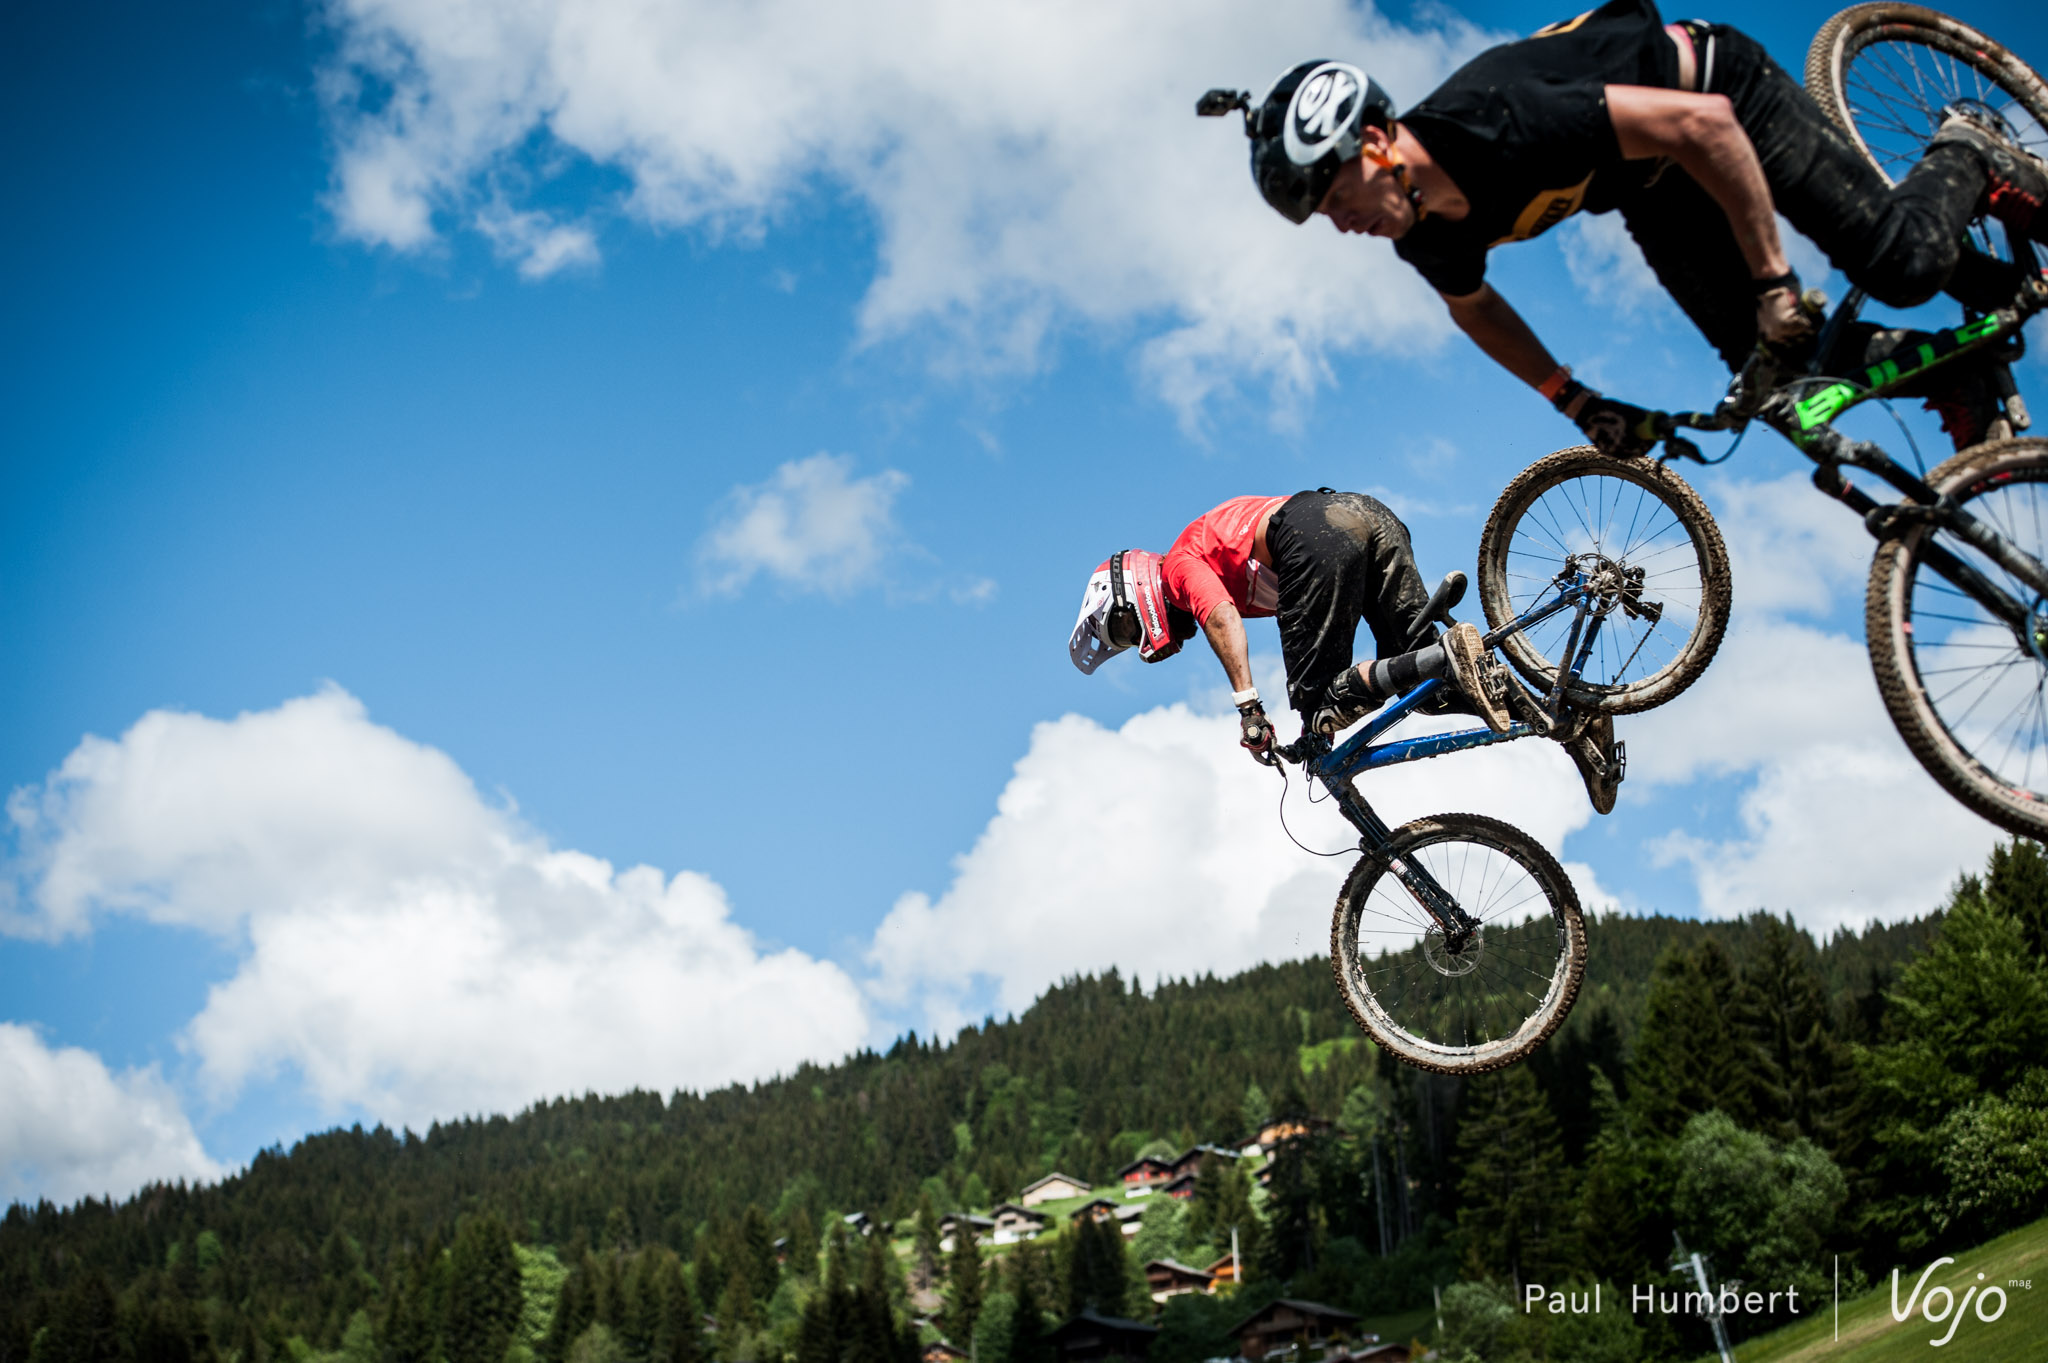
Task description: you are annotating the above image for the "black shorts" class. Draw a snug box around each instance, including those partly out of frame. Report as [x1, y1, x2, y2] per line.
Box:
[1613, 23, 1993, 368]
[1266, 491, 1434, 717]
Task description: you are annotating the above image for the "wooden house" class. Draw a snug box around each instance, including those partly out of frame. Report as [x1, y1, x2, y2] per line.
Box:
[1161, 1174, 1197, 1201]
[1069, 1197, 1120, 1224]
[989, 1202, 1049, 1244]
[1141, 1258, 1214, 1303]
[937, 1213, 993, 1252]
[1226, 1298, 1362, 1359]
[1018, 1172, 1092, 1206]
[1113, 1156, 1173, 1192]
[1203, 1252, 1240, 1287]
[920, 1342, 970, 1363]
[1045, 1308, 1158, 1360]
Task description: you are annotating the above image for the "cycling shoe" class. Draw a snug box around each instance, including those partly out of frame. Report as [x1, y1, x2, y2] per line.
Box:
[1442, 622, 1511, 735]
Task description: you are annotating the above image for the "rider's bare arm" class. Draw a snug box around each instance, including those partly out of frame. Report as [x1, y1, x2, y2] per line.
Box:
[1604, 85, 1791, 282]
[1202, 601, 1257, 694]
[1441, 284, 1566, 390]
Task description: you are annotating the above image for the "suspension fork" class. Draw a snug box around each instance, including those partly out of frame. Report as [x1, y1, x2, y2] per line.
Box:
[1314, 764, 1482, 943]
[1797, 421, 2040, 639]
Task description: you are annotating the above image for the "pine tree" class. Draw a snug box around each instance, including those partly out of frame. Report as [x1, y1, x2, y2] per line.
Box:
[654, 1257, 701, 1363]
[446, 1215, 523, 1363]
[1007, 1248, 1053, 1363]
[1455, 1065, 1578, 1289]
[847, 1233, 899, 1363]
[1065, 1214, 1132, 1315]
[541, 1257, 597, 1363]
[911, 1194, 942, 1293]
[1257, 1132, 1322, 1282]
[944, 1218, 983, 1344]
[619, 1252, 663, 1361]
[1734, 917, 1854, 1151]
[1628, 940, 1757, 1139]
[738, 1204, 779, 1306]
[1573, 1070, 1649, 1283]
[384, 1248, 441, 1363]
[41, 1271, 125, 1363]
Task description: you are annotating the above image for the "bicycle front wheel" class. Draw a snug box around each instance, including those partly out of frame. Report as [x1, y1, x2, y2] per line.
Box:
[1478, 446, 1732, 714]
[1807, 4, 2048, 190]
[1330, 813, 1585, 1075]
[1867, 437, 2048, 839]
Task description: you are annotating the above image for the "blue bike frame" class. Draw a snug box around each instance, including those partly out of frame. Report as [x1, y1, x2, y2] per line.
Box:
[1285, 573, 1608, 936]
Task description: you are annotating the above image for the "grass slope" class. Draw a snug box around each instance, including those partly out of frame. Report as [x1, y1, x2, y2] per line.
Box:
[1710, 1214, 2048, 1362]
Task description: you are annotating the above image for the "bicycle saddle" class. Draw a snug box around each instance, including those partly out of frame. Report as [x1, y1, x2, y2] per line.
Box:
[1425, 571, 1467, 627]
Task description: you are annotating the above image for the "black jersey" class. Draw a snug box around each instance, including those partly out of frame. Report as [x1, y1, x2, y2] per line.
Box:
[1394, 0, 1681, 296]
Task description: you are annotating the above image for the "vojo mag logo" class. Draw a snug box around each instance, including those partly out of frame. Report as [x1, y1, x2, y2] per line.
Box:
[1283, 63, 1367, 165]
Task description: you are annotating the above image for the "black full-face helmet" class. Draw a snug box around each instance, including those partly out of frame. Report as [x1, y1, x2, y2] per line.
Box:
[1200, 61, 1396, 224]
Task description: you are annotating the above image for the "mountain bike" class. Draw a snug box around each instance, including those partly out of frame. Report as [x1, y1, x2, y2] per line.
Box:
[1477, 3, 2048, 838]
[1275, 566, 1661, 1075]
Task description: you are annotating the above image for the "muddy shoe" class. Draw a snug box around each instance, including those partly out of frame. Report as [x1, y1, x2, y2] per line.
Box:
[1566, 713, 1625, 815]
[1442, 622, 1511, 734]
[1930, 107, 2048, 242]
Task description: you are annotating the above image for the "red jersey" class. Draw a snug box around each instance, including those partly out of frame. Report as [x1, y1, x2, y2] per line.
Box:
[1162, 495, 1289, 626]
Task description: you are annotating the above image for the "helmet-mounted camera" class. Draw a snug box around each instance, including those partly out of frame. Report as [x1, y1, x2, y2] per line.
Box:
[1198, 60, 1395, 225]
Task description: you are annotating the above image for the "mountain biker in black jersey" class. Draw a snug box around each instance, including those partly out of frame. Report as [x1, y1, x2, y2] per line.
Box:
[1205, 0, 2048, 451]
[1068, 490, 1627, 814]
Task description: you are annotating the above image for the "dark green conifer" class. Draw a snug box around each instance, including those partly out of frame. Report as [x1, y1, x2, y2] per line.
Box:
[653, 1257, 700, 1363]
[942, 1217, 982, 1344]
[1628, 940, 1756, 1138]
[910, 1194, 942, 1293]
[1455, 1064, 1577, 1289]
[446, 1215, 523, 1363]
[383, 1248, 440, 1363]
[40, 1271, 124, 1363]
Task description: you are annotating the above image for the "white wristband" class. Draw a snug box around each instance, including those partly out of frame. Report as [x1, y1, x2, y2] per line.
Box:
[1231, 687, 1260, 706]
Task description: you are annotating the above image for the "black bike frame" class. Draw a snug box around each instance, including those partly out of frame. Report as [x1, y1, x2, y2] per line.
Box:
[1685, 272, 2048, 637]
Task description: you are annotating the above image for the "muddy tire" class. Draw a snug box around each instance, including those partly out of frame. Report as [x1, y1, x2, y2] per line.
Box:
[1806, 4, 2048, 187]
[1867, 437, 2048, 839]
[1478, 446, 1731, 715]
[1330, 813, 1585, 1075]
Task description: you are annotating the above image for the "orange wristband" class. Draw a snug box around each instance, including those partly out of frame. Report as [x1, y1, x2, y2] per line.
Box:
[1537, 365, 1573, 401]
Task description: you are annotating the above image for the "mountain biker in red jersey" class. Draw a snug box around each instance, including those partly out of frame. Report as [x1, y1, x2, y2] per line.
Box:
[1212, 0, 2048, 450]
[1069, 490, 1626, 813]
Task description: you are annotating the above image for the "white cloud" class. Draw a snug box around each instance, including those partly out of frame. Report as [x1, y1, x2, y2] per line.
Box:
[3, 689, 870, 1131]
[1561, 213, 1669, 319]
[1626, 474, 2000, 928]
[697, 453, 910, 597]
[476, 201, 599, 279]
[865, 698, 1598, 1037]
[316, 0, 1500, 419]
[0, 1024, 223, 1207]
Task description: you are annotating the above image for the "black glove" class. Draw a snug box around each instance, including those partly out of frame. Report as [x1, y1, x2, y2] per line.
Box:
[1555, 379, 1660, 457]
[1237, 698, 1277, 764]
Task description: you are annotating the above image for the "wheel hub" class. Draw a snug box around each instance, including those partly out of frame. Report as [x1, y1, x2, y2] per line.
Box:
[1421, 923, 1483, 977]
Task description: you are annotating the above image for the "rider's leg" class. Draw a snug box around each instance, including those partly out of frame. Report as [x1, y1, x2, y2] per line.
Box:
[1269, 492, 1505, 732]
[1703, 24, 2004, 307]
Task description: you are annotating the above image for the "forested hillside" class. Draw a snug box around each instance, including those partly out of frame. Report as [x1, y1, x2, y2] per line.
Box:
[6, 844, 2048, 1363]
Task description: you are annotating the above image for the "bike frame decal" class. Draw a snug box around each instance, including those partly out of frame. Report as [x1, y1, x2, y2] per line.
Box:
[1795, 314, 2009, 433]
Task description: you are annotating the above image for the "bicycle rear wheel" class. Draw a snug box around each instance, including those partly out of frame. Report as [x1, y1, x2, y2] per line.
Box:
[1477, 446, 1731, 714]
[1330, 813, 1585, 1075]
[1867, 437, 2048, 839]
[1806, 6, 2048, 213]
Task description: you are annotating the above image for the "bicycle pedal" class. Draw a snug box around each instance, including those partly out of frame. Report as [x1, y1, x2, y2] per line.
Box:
[1612, 740, 1627, 784]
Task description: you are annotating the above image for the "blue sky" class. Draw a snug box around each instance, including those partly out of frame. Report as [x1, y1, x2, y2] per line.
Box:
[4, 0, 2045, 1206]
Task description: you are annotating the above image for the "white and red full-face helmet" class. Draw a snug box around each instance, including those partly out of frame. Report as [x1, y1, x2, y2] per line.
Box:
[1069, 550, 1185, 674]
